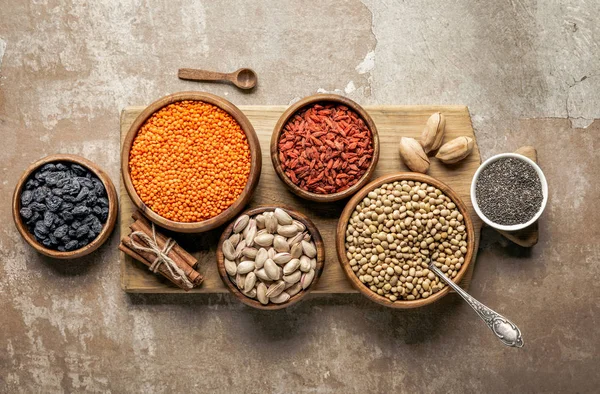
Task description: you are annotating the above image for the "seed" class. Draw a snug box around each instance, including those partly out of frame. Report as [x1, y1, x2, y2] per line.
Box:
[283, 258, 301, 275]
[255, 248, 268, 268]
[277, 224, 299, 237]
[274, 208, 293, 225]
[233, 215, 250, 234]
[264, 259, 281, 280]
[299, 256, 311, 272]
[254, 233, 274, 247]
[301, 269, 315, 289]
[266, 281, 286, 298]
[224, 259, 237, 276]
[222, 239, 236, 261]
[273, 252, 292, 265]
[266, 215, 278, 233]
[228, 233, 241, 248]
[255, 268, 270, 282]
[286, 282, 302, 297]
[234, 239, 246, 259]
[244, 221, 257, 246]
[293, 220, 306, 232]
[237, 261, 255, 275]
[242, 247, 258, 259]
[301, 240, 317, 258]
[270, 292, 290, 304]
[257, 283, 268, 304]
[290, 242, 303, 259]
[244, 272, 257, 292]
[273, 235, 290, 253]
[283, 270, 301, 284]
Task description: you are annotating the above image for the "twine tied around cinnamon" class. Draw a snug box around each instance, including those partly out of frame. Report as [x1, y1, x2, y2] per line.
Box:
[129, 224, 194, 289]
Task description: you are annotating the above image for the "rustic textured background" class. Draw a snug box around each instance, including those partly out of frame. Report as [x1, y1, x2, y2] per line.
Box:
[1, 1, 599, 392]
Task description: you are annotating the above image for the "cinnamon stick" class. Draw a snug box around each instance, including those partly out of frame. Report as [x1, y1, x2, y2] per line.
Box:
[122, 235, 203, 286]
[131, 211, 198, 269]
[119, 244, 187, 290]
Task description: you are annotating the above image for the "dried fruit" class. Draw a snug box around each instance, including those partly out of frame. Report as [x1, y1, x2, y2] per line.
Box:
[435, 136, 474, 164]
[278, 103, 374, 194]
[420, 112, 446, 153]
[399, 137, 430, 173]
[19, 161, 108, 251]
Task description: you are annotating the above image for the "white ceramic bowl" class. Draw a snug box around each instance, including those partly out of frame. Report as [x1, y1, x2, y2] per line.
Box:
[470, 153, 548, 231]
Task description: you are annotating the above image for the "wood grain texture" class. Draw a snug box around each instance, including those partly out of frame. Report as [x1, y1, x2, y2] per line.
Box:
[120, 105, 482, 293]
[269, 94, 380, 202]
[335, 172, 476, 308]
[121, 92, 262, 233]
[494, 146, 539, 247]
[216, 206, 325, 310]
[13, 154, 118, 259]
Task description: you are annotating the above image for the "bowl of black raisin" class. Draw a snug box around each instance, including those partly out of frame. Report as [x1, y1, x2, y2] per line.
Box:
[12, 154, 118, 259]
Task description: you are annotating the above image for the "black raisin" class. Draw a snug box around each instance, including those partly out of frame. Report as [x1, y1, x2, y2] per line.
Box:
[41, 164, 57, 172]
[93, 206, 102, 215]
[60, 202, 74, 211]
[65, 240, 78, 250]
[71, 220, 82, 229]
[34, 171, 48, 181]
[92, 179, 105, 196]
[91, 220, 103, 235]
[62, 194, 75, 202]
[77, 240, 89, 249]
[85, 193, 98, 206]
[25, 179, 40, 190]
[54, 224, 69, 238]
[68, 229, 76, 237]
[20, 207, 33, 220]
[82, 215, 95, 225]
[52, 188, 64, 196]
[45, 195, 63, 212]
[100, 207, 109, 222]
[61, 235, 71, 243]
[74, 187, 89, 202]
[76, 224, 90, 239]
[49, 235, 58, 245]
[27, 212, 41, 225]
[87, 230, 96, 239]
[56, 177, 71, 188]
[46, 172, 66, 186]
[33, 186, 51, 202]
[42, 238, 53, 247]
[21, 190, 34, 206]
[62, 179, 80, 195]
[58, 246, 66, 252]
[30, 202, 47, 212]
[72, 205, 90, 216]
[43, 211, 57, 228]
[77, 177, 94, 189]
[56, 163, 68, 171]
[61, 211, 74, 221]
[71, 164, 86, 175]
[97, 197, 109, 207]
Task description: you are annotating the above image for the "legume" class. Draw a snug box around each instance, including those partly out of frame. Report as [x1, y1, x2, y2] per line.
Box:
[129, 101, 251, 222]
[344, 180, 468, 301]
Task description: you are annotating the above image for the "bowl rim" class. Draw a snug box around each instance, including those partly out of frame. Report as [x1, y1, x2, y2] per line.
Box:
[270, 93, 380, 202]
[216, 205, 325, 310]
[470, 153, 548, 231]
[336, 172, 476, 309]
[12, 154, 118, 259]
[121, 91, 262, 233]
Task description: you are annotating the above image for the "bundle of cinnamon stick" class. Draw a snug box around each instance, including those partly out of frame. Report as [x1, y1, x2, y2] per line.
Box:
[119, 211, 203, 290]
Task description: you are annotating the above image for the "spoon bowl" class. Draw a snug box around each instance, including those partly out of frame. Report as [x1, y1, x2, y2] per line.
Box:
[233, 68, 258, 90]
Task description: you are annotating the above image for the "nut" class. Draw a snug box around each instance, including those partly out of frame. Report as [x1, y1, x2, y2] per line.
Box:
[435, 136, 474, 164]
[420, 112, 446, 153]
[399, 137, 430, 173]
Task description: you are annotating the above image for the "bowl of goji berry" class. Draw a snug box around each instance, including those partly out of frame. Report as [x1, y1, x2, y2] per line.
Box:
[271, 94, 380, 202]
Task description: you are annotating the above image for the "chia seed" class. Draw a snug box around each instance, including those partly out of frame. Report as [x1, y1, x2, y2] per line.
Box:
[475, 157, 543, 225]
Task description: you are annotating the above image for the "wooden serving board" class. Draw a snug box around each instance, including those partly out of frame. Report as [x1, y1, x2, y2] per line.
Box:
[120, 105, 484, 293]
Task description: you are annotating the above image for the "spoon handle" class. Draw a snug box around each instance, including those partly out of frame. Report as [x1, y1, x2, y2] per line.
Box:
[429, 264, 524, 348]
[178, 68, 232, 83]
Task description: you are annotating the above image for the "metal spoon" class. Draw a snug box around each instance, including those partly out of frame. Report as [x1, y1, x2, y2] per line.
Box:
[429, 263, 524, 347]
[178, 67, 258, 90]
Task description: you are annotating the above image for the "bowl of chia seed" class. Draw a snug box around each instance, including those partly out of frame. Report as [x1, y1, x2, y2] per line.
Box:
[471, 153, 548, 231]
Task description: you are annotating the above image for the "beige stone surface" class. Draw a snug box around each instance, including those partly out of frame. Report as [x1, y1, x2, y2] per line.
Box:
[1, 1, 599, 392]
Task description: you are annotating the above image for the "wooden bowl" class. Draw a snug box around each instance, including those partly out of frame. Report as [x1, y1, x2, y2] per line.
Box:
[336, 173, 475, 309]
[270, 94, 380, 202]
[12, 154, 118, 259]
[121, 91, 262, 233]
[216, 206, 325, 310]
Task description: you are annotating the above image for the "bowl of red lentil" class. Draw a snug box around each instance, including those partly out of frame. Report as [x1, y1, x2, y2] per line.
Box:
[121, 92, 262, 233]
[270, 94, 380, 202]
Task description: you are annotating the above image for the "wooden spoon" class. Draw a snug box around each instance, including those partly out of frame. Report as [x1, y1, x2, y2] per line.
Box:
[178, 68, 257, 90]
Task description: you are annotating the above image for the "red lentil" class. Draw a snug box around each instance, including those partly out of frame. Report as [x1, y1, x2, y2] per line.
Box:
[129, 100, 251, 222]
[278, 103, 374, 194]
